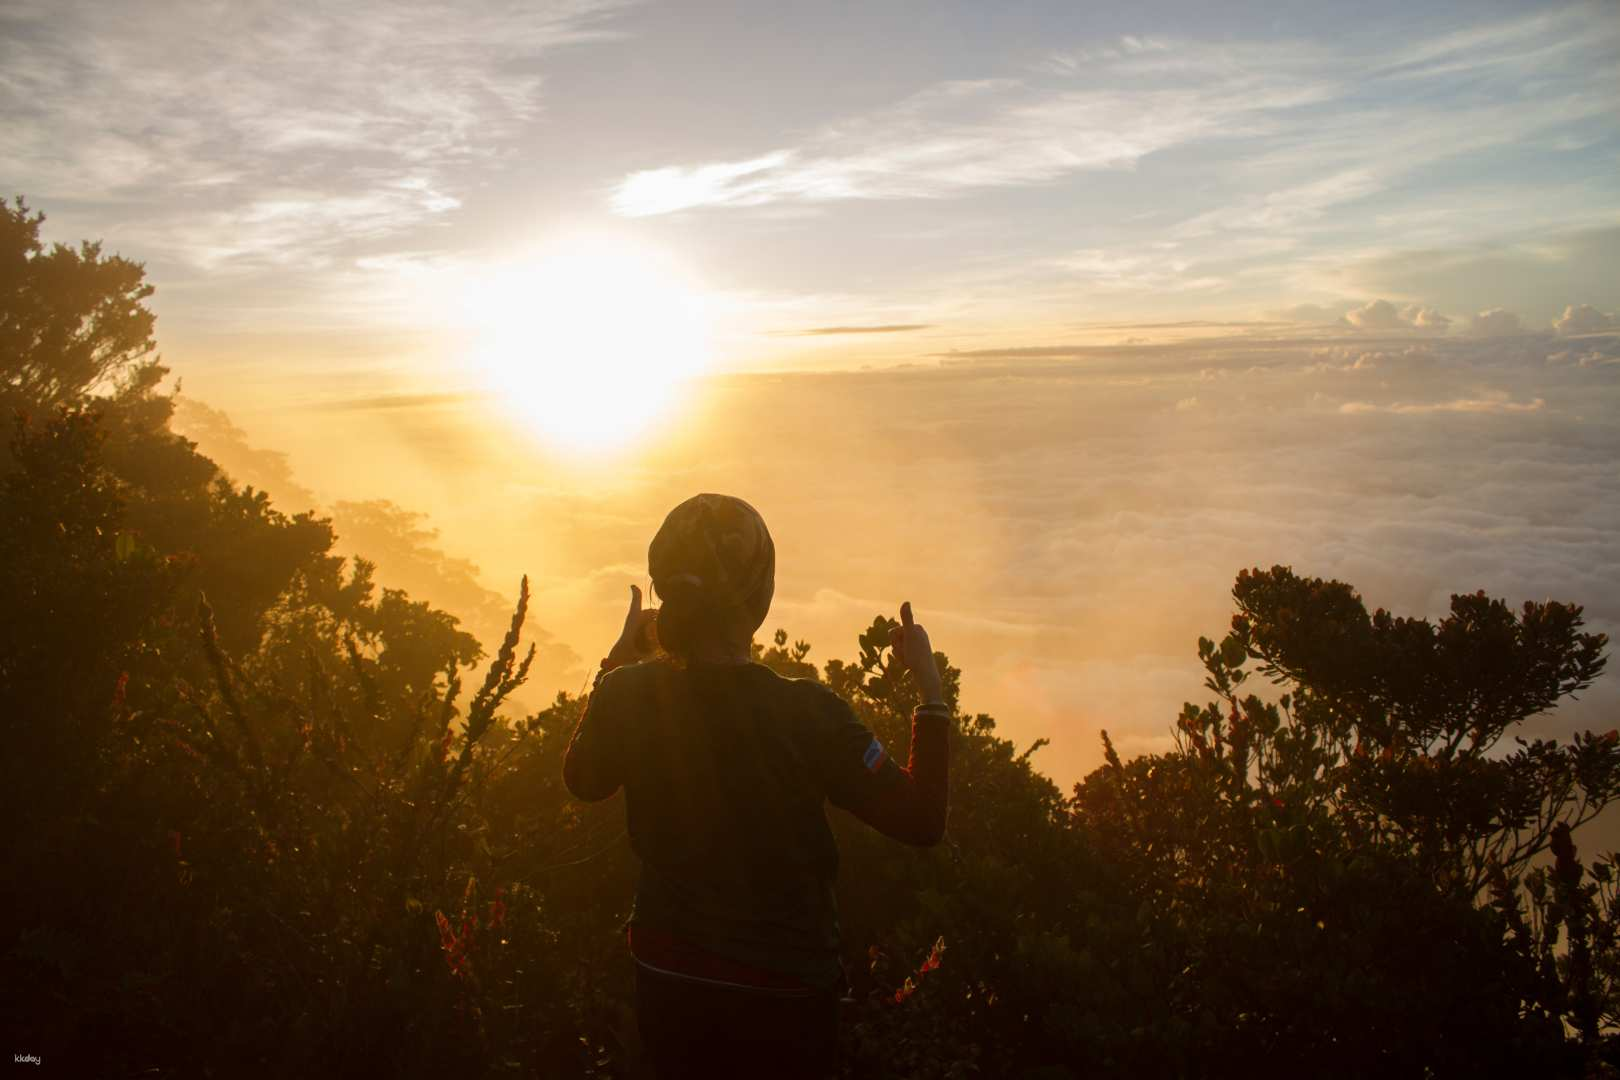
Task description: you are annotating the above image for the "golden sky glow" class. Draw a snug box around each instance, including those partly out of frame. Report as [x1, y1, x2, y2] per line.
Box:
[7, 0, 1618, 785]
[453, 234, 715, 450]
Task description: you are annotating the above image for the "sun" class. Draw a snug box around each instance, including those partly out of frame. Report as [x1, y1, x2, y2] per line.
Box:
[460, 234, 714, 450]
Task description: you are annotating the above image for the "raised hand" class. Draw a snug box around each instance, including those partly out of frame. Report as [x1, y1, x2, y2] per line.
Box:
[605, 584, 659, 669]
[888, 601, 944, 705]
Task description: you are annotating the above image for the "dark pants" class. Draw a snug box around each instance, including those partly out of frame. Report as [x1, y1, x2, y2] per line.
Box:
[635, 963, 839, 1079]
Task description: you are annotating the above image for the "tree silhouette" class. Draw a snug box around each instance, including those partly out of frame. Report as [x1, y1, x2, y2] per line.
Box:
[1, 196, 158, 411]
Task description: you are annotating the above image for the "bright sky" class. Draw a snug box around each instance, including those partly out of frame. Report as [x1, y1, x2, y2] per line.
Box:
[5, 0, 1619, 786]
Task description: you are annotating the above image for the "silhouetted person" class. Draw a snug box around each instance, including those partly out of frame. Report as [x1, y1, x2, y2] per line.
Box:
[563, 493, 951, 1079]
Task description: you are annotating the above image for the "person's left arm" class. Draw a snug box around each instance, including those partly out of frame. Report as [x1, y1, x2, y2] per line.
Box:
[823, 701, 951, 846]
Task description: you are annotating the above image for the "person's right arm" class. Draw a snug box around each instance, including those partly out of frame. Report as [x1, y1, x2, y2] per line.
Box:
[562, 671, 624, 801]
[562, 586, 657, 801]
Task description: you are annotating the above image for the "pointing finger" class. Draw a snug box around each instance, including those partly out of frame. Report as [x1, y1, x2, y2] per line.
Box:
[900, 601, 914, 628]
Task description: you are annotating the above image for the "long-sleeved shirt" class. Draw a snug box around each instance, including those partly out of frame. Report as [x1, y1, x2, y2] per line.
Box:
[562, 657, 950, 991]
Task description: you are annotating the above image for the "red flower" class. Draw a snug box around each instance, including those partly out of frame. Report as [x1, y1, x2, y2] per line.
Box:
[919, 936, 945, 973]
[435, 909, 476, 979]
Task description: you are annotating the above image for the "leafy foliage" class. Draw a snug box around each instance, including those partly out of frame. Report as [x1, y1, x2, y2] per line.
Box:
[1064, 566, 1618, 1076]
[0, 196, 157, 409]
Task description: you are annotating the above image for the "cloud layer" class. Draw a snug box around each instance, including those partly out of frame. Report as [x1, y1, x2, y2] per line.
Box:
[598, 8, 1619, 334]
[610, 72, 1324, 216]
[1557, 304, 1619, 335]
[5, 1, 1616, 353]
[610, 8, 1618, 229]
[0, 0, 628, 270]
[218, 323, 1620, 789]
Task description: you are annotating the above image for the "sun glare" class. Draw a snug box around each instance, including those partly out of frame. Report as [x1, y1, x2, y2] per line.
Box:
[460, 235, 713, 450]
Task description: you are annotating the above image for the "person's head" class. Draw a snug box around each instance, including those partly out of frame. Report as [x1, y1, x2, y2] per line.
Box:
[648, 493, 774, 663]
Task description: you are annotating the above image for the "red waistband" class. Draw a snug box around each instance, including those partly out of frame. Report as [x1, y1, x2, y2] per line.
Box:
[627, 924, 812, 992]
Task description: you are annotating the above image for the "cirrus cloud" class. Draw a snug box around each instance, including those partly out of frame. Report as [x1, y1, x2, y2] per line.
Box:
[0, 0, 633, 270]
[1338, 394, 1545, 415]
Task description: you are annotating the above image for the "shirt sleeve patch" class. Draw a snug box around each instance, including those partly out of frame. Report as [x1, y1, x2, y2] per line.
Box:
[862, 737, 888, 772]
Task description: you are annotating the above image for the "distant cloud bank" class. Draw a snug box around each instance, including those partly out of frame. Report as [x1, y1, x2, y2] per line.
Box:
[1556, 304, 1619, 335]
[785, 324, 934, 336]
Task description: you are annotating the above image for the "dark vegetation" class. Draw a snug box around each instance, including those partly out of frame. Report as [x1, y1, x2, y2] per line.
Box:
[4, 195, 1619, 1077]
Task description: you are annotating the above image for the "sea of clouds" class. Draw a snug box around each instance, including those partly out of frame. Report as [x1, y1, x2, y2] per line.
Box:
[185, 318, 1620, 794]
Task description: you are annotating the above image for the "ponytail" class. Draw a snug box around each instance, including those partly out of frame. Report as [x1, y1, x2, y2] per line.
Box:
[652, 574, 727, 662]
